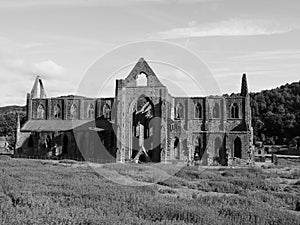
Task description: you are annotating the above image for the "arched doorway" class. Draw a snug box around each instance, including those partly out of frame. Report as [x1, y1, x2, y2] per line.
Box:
[62, 135, 68, 155]
[234, 137, 242, 158]
[194, 136, 202, 161]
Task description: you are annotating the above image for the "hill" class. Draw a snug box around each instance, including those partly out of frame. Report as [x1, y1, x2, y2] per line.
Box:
[250, 80, 300, 145]
[0, 105, 25, 114]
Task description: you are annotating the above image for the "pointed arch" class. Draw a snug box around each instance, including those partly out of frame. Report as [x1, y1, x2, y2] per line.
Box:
[234, 137, 242, 158]
[194, 136, 203, 160]
[213, 102, 220, 118]
[37, 104, 45, 119]
[230, 103, 239, 118]
[70, 104, 78, 119]
[87, 104, 95, 119]
[103, 104, 111, 119]
[53, 104, 61, 118]
[125, 58, 163, 87]
[194, 103, 202, 119]
[174, 136, 180, 159]
[175, 102, 184, 119]
[30, 76, 47, 99]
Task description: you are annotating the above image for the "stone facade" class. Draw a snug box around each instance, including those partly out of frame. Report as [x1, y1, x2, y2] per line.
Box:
[15, 58, 253, 165]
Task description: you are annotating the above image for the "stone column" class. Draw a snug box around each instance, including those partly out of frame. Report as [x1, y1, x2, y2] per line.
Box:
[47, 99, 51, 120]
[161, 99, 168, 163]
[169, 138, 174, 161]
[79, 99, 84, 120]
[120, 89, 126, 162]
[139, 123, 144, 148]
[178, 139, 182, 160]
[63, 99, 68, 120]
[206, 136, 213, 165]
[188, 133, 193, 162]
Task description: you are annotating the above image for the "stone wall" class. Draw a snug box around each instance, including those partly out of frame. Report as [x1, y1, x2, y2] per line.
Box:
[19, 59, 253, 166]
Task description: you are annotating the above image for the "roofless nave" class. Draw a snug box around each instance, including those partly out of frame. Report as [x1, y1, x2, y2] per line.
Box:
[15, 58, 253, 166]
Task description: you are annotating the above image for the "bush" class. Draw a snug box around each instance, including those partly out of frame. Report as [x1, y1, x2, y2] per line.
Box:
[158, 189, 177, 195]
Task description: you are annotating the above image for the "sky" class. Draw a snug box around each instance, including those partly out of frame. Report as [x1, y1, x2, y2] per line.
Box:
[0, 0, 300, 106]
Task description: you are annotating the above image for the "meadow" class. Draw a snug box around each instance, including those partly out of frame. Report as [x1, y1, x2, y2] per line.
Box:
[0, 156, 299, 225]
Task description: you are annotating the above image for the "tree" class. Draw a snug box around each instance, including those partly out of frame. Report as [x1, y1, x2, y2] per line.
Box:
[250, 81, 300, 145]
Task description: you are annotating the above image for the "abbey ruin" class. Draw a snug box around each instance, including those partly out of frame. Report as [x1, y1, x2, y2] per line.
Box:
[15, 58, 253, 166]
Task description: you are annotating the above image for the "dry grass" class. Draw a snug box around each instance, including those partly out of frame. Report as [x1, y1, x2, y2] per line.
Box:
[0, 158, 299, 224]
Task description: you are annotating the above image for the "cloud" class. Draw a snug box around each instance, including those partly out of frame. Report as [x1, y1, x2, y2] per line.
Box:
[229, 50, 300, 61]
[0, 58, 67, 79]
[0, 36, 67, 79]
[0, 57, 70, 106]
[33, 60, 67, 77]
[150, 18, 298, 39]
[22, 42, 44, 49]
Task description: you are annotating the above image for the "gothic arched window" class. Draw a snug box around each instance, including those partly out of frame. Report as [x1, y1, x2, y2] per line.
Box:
[53, 104, 61, 118]
[194, 103, 202, 119]
[103, 104, 111, 119]
[230, 103, 239, 118]
[174, 136, 180, 159]
[136, 72, 148, 86]
[175, 103, 184, 119]
[37, 104, 45, 119]
[70, 104, 78, 119]
[234, 137, 242, 158]
[195, 136, 201, 156]
[87, 104, 95, 119]
[213, 103, 220, 118]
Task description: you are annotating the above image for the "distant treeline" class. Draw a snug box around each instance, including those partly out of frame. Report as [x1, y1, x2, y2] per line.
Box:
[0, 106, 26, 145]
[250, 81, 300, 145]
[0, 81, 299, 146]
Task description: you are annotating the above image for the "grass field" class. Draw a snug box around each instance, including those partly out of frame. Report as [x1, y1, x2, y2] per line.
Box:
[0, 156, 299, 225]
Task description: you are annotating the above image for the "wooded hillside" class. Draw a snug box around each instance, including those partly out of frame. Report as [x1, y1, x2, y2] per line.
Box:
[250, 81, 300, 145]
